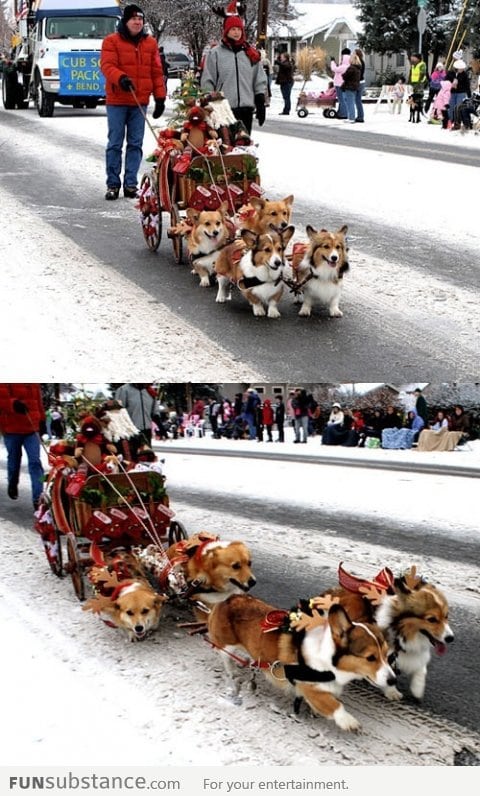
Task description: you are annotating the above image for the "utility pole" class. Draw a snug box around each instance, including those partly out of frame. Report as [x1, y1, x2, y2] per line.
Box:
[256, 0, 269, 49]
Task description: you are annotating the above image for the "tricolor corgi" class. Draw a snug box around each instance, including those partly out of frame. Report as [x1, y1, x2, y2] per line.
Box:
[215, 226, 294, 317]
[207, 594, 396, 731]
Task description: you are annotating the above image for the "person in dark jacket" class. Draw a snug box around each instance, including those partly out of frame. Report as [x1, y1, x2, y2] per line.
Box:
[342, 53, 362, 123]
[275, 51, 295, 115]
[446, 58, 471, 126]
[414, 388, 428, 428]
[0, 384, 45, 507]
[100, 4, 166, 200]
[354, 47, 365, 122]
[274, 395, 285, 442]
[291, 388, 310, 443]
[200, 4, 267, 135]
[158, 46, 170, 85]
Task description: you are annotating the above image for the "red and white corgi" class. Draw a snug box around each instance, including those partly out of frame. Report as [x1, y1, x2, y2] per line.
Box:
[208, 594, 396, 731]
[165, 532, 256, 620]
[215, 226, 294, 318]
[184, 202, 234, 287]
[292, 225, 349, 317]
[237, 194, 294, 235]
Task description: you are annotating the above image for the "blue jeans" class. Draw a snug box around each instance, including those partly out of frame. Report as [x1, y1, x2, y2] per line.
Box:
[344, 90, 356, 121]
[355, 80, 365, 121]
[294, 416, 309, 442]
[3, 432, 44, 503]
[448, 92, 467, 122]
[280, 82, 293, 114]
[335, 87, 347, 118]
[106, 104, 147, 189]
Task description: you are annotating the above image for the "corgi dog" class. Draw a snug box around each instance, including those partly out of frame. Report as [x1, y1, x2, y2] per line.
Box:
[83, 554, 167, 642]
[208, 594, 396, 731]
[325, 564, 454, 701]
[215, 226, 294, 318]
[184, 202, 234, 287]
[292, 225, 349, 317]
[165, 532, 256, 620]
[237, 194, 294, 235]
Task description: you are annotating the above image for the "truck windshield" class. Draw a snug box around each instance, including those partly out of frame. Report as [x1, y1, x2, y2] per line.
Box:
[45, 16, 118, 39]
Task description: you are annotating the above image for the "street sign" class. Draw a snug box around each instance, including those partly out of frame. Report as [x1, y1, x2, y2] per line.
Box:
[417, 8, 427, 34]
[59, 52, 105, 96]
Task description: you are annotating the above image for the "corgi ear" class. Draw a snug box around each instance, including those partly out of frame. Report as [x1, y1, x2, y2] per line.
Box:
[328, 603, 353, 647]
[219, 200, 229, 216]
[241, 229, 258, 249]
[186, 207, 201, 224]
[284, 194, 294, 207]
[306, 225, 317, 239]
[281, 225, 295, 245]
[249, 197, 265, 211]
[338, 224, 348, 236]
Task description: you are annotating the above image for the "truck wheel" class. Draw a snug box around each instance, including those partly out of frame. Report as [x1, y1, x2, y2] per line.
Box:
[35, 76, 55, 117]
[2, 70, 18, 110]
[85, 99, 98, 109]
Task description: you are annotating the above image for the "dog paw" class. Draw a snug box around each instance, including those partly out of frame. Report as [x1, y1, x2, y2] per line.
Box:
[200, 278, 210, 288]
[298, 305, 311, 317]
[384, 685, 403, 701]
[334, 706, 361, 732]
[216, 295, 226, 303]
[267, 307, 281, 319]
[253, 305, 266, 317]
[329, 308, 343, 317]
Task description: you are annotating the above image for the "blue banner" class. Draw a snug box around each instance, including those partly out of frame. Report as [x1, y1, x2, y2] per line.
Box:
[59, 51, 105, 96]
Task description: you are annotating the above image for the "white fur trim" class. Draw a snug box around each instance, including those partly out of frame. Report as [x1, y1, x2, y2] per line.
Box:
[102, 409, 139, 442]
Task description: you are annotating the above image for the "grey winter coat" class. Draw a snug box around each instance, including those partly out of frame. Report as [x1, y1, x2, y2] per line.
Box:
[114, 384, 157, 432]
[200, 42, 267, 110]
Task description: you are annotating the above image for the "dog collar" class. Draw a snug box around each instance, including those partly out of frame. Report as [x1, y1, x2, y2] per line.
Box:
[239, 274, 283, 289]
[190, 237, 236, 262]
[283, 663, 336, 685]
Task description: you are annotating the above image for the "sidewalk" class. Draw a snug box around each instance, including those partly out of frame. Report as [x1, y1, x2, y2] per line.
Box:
[264, 78, 480, 151]
[153, 426, 480, 478]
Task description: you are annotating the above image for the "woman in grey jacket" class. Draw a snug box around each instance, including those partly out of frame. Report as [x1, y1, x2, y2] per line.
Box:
[200, 11, 267, 135]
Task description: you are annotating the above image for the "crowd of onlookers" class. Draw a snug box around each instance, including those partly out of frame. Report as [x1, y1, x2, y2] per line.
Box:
[152, 387, 474, 452]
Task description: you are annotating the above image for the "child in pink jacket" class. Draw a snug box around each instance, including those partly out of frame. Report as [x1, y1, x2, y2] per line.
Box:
[330, 49, 351, 118]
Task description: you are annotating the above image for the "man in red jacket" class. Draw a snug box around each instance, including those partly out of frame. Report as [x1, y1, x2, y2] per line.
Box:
[100, 4, 166, 200]
[0, 384, 45, 508]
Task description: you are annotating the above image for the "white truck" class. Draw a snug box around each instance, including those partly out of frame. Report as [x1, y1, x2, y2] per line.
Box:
[2, 0, 121, 116]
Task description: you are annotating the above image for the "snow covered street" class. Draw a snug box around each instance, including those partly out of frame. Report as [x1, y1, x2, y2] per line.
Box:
[2, 439, 479, 771]
[1, 80, 479, 379]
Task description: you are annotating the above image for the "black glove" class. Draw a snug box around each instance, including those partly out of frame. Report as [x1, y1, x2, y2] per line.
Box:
[255, 93, 266, 126]
[119, 75, 135, 92]
[13, 399, 28, 414]
[152, 98, 165, 119]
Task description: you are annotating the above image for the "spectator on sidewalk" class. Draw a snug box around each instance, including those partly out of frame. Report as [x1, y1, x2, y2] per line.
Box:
[0, 383, 45, 508]
[354, 47, 366, 122]
[114, 383, 160, 458]
[407, 53, 428, 93]
[292, 388, 311, 443]
[425, 61, 446, 114]
[274, 395, 285, 442]
[414, 387, 428, 428]
[321, 402, 346, 445]
[275, 51, 295, 116]
[261, 398, 274, 442]
[330, 48, 351, 119]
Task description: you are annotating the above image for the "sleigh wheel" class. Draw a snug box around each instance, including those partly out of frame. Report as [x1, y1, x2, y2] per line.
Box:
[66, 533, 86, 601]
[168, 520, 188, 546]
[139, 172, 162, 252]
[170, 203, 184, 264]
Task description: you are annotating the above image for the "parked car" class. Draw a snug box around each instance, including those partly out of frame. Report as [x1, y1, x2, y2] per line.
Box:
[165, 52, 194, 78]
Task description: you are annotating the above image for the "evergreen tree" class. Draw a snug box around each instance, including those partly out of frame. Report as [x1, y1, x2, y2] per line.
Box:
[353, 0, 459, 58]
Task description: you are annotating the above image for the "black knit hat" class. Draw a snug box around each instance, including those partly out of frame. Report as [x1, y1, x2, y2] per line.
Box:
[122, 4, 144, 23]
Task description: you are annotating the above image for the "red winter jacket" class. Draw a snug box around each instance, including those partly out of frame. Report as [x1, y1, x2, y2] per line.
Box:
[101, 29, 165, 106]
[0, 383, 45, 434]
[262, 400, 274, 426]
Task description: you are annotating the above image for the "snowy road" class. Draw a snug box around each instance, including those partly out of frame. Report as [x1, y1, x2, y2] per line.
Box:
[2, 443, 480, 767]
[1, 85, 479, 380]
